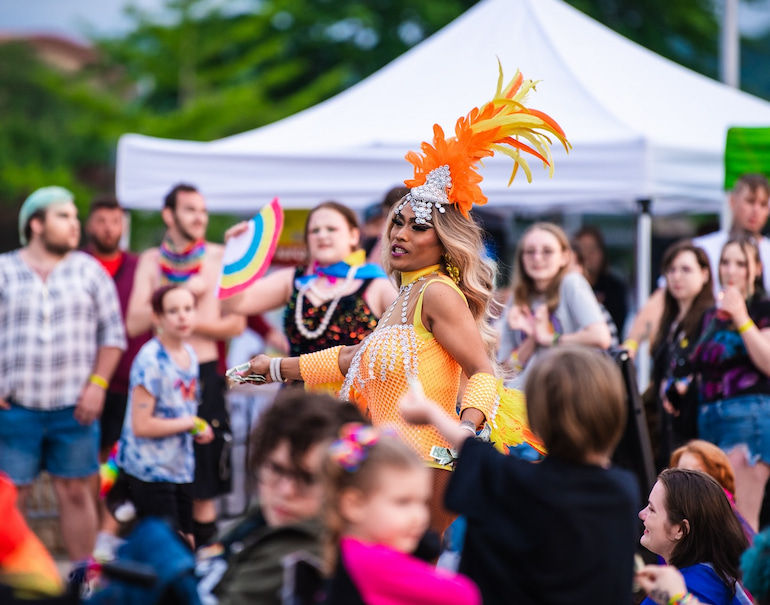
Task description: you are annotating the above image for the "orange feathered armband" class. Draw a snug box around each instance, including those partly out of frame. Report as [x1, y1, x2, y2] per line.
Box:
[404, 61, 570, 218]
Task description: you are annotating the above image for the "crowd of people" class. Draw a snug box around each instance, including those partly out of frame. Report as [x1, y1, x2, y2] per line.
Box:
[3, 69, 770, 605]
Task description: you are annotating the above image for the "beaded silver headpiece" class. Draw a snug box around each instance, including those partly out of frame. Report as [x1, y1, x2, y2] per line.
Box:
[396, 165, 452, 224]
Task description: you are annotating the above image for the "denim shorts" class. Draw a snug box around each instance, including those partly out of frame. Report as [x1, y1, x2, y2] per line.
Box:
[0, 402, 100, 485]
[698, 394, 770, 465]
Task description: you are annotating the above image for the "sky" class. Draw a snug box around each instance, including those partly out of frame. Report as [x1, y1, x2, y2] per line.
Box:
[1, 0, 770, 42]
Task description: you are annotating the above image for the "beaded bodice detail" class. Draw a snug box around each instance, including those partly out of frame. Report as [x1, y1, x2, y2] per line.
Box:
[285, 266, 377, 357]
[340, 265, 462, 462]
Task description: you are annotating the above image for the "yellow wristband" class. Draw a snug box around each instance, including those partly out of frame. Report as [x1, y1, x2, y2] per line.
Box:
[89, 374, 109, 390]
[622, 338, 639, 352]
[738, 319, 756, 334]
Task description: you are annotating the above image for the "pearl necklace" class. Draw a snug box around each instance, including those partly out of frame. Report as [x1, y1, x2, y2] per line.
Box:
[295, 265, 357, 340]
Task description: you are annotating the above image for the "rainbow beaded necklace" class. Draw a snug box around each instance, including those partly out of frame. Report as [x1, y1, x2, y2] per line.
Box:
[159, 237, 205, 284]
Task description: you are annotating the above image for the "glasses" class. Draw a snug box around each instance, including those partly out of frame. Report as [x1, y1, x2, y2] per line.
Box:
[522, 248, 557, 259]
[259, 459, 318, 494]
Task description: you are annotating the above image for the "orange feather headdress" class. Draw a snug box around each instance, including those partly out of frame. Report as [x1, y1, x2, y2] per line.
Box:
[398, 61, 570, 222]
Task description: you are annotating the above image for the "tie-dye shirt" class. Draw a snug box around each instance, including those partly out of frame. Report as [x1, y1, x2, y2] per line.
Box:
[691, 296, 770, 403]
[118, 338, 199, 483]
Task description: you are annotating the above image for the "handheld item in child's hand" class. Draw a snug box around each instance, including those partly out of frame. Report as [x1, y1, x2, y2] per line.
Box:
[225, 362, 267, 388]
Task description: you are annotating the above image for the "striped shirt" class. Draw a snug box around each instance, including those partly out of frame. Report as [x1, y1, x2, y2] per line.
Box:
[0, 250, 126, 410]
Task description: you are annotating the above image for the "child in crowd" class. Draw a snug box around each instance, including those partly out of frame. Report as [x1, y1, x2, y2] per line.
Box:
[400, 346, 639, 605]
[118, 285, 213, 547]
[322, 424, 480, 605]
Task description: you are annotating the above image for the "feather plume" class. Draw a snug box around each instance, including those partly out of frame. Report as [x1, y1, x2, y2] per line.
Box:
[405, 60, 570, 217]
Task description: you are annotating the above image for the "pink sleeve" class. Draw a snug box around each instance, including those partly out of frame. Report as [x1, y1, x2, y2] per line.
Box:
[341, 538, 480, 605]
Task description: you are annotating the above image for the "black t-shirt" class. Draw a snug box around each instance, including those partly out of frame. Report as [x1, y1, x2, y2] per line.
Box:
[594, 271, 628, 334]
[446, 439, 639, 605]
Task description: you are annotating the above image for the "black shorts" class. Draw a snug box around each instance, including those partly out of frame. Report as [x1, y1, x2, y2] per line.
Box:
[100, 391, 128, 453]
[193, 361, 232, 500]
[124, 473, 194, 535]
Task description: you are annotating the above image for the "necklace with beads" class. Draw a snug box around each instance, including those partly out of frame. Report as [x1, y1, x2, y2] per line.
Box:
[295, 265, 357, 340]
[377, 270, 440, 327]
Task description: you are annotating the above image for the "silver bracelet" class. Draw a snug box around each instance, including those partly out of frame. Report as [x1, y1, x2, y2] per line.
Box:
[269, 357, 283, 383]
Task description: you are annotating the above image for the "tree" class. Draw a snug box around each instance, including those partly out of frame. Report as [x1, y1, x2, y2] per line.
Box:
[563, 0, 720, 79]
[0, 42, 124, 204]
[93, 0, 481, 140]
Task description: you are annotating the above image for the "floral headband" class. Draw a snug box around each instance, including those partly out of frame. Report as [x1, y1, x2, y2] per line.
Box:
[328, 423, 395, 472]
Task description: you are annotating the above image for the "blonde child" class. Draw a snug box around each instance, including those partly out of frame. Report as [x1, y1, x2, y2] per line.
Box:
[322, 424, 480, 605]
[118, 285, 213, 547]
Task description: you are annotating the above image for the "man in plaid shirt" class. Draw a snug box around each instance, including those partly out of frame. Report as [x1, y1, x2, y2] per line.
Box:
[0, 186, 126, 572]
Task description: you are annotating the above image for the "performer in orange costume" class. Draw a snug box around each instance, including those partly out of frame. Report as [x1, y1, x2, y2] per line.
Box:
[241, 64, 568, 532]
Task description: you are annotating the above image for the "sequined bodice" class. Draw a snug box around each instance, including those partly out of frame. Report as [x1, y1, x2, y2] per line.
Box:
[341, 265, 463, 462]
[285, 266, 378, 357]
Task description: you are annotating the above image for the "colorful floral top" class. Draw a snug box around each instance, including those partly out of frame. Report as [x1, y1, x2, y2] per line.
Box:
[118, 338, 199, 484]
[690, 296, 770, 404]
[284, 266, 378, 357]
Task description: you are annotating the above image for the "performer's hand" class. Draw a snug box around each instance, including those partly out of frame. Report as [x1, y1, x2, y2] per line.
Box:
[247, 354, 272, 382]
[224, 221, 250, 243]
[400, 381, 438, 425]
[0, 397, 9, 410]
[636, 565, 689, 605]
[75, 383, 106, 425]
[194, 424, 214, 444]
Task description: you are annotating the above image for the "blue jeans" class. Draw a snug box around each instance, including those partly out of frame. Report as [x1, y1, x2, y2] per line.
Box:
[0, 402, 100, 484]
[699, 394, 770, 465]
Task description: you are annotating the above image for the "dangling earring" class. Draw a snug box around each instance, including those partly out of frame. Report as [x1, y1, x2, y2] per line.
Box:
[444, 253, 461, 285]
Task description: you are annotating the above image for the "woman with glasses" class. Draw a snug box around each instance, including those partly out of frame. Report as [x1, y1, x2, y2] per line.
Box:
[499, 222, 611, 378]
[649, 241, 714, 470]
[687, 234, 770, 532]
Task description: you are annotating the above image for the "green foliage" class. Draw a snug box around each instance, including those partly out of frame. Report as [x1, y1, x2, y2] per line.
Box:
[93, 0, 480, 140]
[1, 0, 769, 238]
[563, 0, 719, 78]
[0, 42, 123, 213]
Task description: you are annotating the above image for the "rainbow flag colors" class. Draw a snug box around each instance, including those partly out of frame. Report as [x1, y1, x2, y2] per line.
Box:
[217, 197, 284, 299]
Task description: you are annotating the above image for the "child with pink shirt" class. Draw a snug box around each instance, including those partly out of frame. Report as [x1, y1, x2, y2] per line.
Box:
[322, 424, 480, 605]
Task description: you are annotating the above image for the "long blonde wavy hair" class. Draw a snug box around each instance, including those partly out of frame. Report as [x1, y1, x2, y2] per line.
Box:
[381, 201, 500, 365]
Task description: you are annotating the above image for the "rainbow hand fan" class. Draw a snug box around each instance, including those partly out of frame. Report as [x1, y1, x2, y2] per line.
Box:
[217, 197, 284, 299]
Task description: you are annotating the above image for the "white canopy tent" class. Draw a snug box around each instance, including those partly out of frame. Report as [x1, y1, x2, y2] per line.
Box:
[116, 0, 770, 387]
[116, 0, 770, 216]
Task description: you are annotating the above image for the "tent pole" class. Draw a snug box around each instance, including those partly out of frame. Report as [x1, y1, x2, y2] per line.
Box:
[121, 210, 132, 251]
[636, 198, 652, 390]
[720, 0, 740, 88]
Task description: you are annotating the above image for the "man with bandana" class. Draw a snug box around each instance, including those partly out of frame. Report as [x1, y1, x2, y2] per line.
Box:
[127, 183, 245, 549]
[0, 186, 126, 581]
